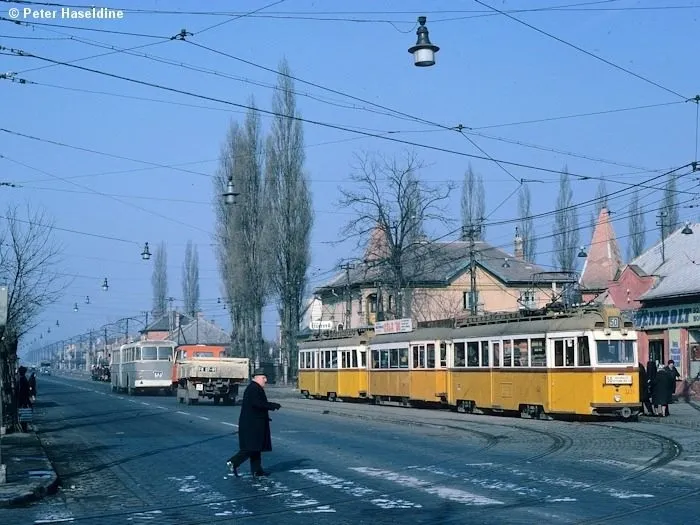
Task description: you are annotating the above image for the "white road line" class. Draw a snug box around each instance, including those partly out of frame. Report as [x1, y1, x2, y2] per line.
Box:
[156, 406, 169, 411]
[251, 477, 336, 514]
[140, 402, 151, 406]
[221, 422, 238, 428]
[290, 468, 421, 509]
[176, 411, 189, 415]
[198, 416, 210, 421]
[350, 467, 503, 506]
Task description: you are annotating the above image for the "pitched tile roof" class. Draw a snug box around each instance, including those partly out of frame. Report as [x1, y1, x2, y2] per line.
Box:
[633, 222, 700, 301]
[315, 239, 574, 293]
[579, 207, 623, 291]
[171, 316, 231, 345]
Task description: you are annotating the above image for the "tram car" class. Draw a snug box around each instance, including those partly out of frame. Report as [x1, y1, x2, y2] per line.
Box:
[297, 305, 641, 420]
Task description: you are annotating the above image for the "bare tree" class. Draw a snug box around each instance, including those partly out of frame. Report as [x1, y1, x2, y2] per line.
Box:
[627, 188, 645, 260]
[552, 167, 580, 272]
[0, 204, 64, 431]
[151, 241, 168, 318]
[182, 240, 200, 317]
[338, 150, 454, 320]
[460, 163, 486, 240]
[264, 58, 313, 383]
[661, 174, 679, 239]
[517, 182, 536, 262]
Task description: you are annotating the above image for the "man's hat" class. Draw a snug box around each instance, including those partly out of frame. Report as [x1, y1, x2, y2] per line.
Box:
[252, 368, 267, 377]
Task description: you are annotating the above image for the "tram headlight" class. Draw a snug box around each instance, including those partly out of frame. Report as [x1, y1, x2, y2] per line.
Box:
[614, 394, 621, 403]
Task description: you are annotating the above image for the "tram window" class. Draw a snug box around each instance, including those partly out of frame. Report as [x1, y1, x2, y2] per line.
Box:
[341, 351, 348, 369]
[440, 343, 447, 368]
[360, 350, 367, 368]
[371, 350, 379, 368]
[467, 342, 479, 367]
[427, 344, 436, 368]
[492, 342, 500, 367]
[352, 350, 358, 368]
[389, 349, 399, 368]
[331, 352, 338, 368]
[399, 348, 409, 368]
[380, 350, 389, 368]
[454, 342, 466, 367]
[158, 347, 173, 360]
[554, 340, 574, 367]
[514, 339, 528, 367]
[596, 340, 635, 364]
[577, 337, 591, 366]
[530, 338, 546, 366]
[480, 341, 490, 367]
[412, 345, 426, 368]
[502, 340, 513, 367]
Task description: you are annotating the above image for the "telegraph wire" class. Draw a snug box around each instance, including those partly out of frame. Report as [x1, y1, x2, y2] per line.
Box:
[473, 0, 689, 101]
[2, 45, 684, 190]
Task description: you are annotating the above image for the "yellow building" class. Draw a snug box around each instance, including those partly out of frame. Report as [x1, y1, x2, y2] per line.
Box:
[313, 228, 575, 330]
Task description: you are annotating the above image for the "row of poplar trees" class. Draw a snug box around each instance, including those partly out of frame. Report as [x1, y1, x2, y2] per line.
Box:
[214, 59, 313, 381]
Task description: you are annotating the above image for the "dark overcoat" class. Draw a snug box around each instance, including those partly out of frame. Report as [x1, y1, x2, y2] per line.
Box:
[652, 368, 673, 406]
[238, 381, 277, 452]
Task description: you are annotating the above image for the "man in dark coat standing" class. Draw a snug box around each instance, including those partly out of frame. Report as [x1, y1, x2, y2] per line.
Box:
[227, 369, 281, 477]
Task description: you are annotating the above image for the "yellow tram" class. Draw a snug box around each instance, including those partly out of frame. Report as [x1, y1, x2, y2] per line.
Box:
[297, 305, 641, 420]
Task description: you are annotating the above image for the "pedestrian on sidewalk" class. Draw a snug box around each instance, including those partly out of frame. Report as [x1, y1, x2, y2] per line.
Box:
[17, 366, 32, 432]
[227, 369, 281, 478]
[29, 371, 37, 402]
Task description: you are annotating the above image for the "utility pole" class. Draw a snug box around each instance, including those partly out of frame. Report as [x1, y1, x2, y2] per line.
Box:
[656, 210, 668, 263]
[463, 220, 483, 316]
[340, 263, 355, 329]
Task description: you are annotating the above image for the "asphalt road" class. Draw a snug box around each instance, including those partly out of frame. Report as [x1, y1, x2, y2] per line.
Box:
[6, 375, 700, 524]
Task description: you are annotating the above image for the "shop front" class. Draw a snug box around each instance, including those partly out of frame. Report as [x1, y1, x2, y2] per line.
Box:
[633, 301, 700, 399]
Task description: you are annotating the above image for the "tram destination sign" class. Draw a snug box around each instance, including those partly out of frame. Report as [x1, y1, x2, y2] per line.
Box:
[633, 304, 700, 329]
[374, 318, 413, 335]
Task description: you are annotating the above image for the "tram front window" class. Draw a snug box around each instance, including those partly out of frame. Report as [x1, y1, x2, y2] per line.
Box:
[596, 340, 635, 364]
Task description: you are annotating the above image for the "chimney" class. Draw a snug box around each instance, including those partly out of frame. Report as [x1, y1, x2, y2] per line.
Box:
[514, 226, 524, 259]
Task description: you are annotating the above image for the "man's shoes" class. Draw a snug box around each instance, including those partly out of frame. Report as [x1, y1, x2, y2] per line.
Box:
[227, 461, 240, 478]
[253, 470, 270, 477]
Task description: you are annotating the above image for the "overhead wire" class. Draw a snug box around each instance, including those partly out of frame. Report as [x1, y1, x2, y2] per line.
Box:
[473, 0, 689, 101]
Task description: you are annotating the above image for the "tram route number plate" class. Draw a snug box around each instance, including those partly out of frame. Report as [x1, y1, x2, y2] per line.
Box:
[605, 374, 632, 385]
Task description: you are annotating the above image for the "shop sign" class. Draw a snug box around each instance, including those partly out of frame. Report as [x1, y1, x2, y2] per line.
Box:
[633, 304, 700, 329]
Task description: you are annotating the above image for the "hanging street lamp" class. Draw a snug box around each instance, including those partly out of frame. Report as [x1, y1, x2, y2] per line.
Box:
[408, 16, 440, 67]
[73, 303, 78, 312]
[222, 176, 239, 205]
[141, 242, 151, 260]
[102, 278, 109, 291]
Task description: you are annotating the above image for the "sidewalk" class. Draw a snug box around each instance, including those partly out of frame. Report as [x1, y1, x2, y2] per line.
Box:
[0, 401, 58, 507]
[640, 400, 700, 430]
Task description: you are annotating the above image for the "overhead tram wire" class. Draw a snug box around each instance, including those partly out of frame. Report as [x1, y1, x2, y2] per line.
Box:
[4, 45, 682, 195]
[192, 0, 287, 35]
[473, 0, 689, 101]
[0, 15, 170, 39]
[7, 16, 686, 181]
[0, 153, 214, 235]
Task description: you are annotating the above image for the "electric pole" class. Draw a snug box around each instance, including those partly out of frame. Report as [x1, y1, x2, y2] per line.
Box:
[463, 219, 483, 316]
[656, 210, 668, 263]
[340, 263, 355, 329]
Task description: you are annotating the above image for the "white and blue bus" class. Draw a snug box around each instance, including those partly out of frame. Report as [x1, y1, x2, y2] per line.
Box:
[110, 340, 175, 395]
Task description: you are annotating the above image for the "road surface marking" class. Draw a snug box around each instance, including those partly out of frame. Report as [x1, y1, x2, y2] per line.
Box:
[252, 477, 336, 514]
[290, 468, 421, 509]
[350, 467, 503, 506]
[176, 411, 189, 415]
[140, 402, 151, 406]
[221, 422, 238, 428]
[198, 416, 210, 421]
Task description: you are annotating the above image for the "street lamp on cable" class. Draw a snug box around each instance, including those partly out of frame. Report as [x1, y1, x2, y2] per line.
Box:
[222, 176, 239, 205]
[682, 221, 694, 235]
[102, 278, 109, 291]
[408, 16, 439, 67]
[578, 246, 588, 258]
[85, 296, 90, 304]
[73, 303, 78, 312]
[141, 242, 151, 260]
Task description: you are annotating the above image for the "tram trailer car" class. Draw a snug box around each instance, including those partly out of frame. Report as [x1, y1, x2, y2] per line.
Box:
[297, 306, 641, 420]
[298, 330, 370, 401]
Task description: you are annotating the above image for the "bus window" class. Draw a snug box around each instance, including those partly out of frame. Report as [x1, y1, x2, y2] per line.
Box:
[158, 347, 174, 360]
[141, 346, 157, 361]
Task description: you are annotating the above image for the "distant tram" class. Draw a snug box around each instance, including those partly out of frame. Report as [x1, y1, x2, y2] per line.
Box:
[298, 305, 641, 420]
[110, 340, 176, 395]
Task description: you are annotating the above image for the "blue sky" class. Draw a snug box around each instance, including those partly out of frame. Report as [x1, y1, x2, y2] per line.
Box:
[4, 0, 699, 356]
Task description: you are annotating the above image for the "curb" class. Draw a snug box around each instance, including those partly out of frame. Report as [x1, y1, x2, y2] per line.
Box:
[0, 472, 59, 508]
[0, 427, 60, 508]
